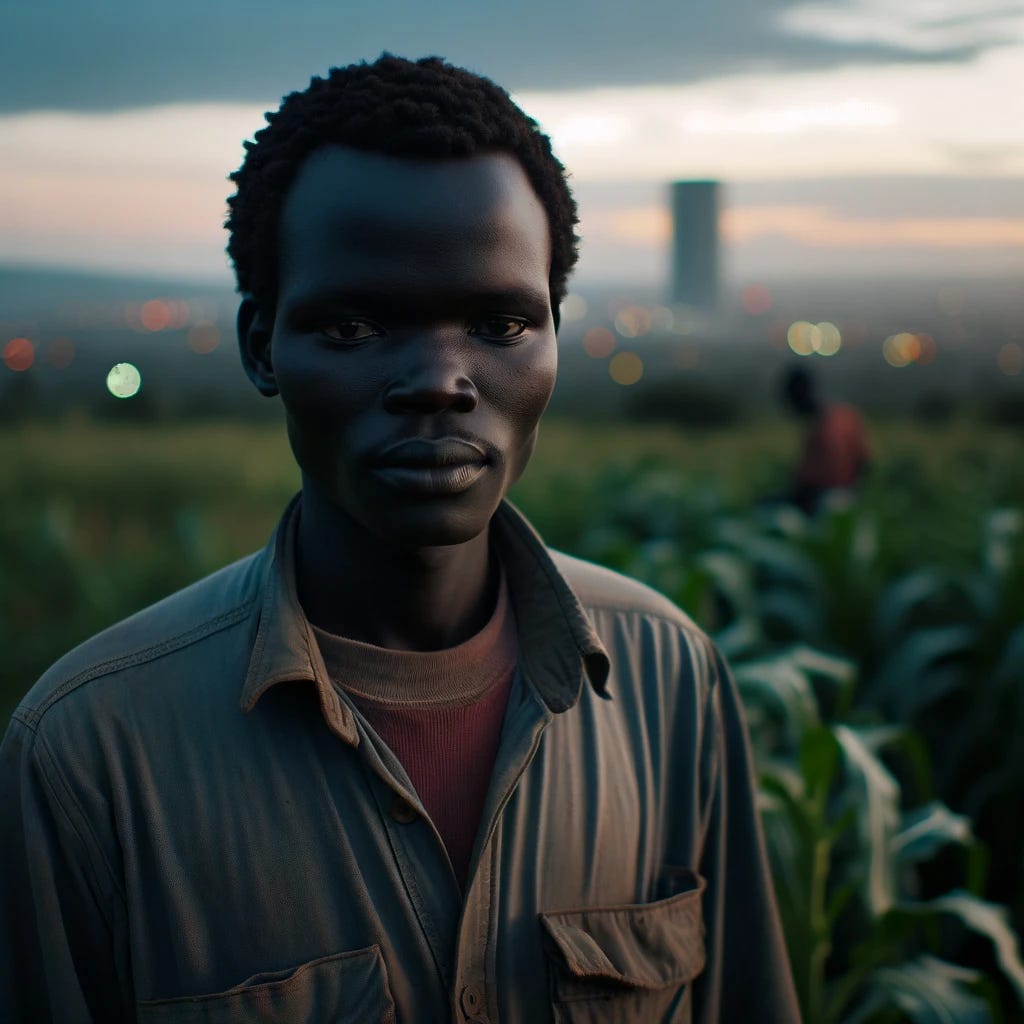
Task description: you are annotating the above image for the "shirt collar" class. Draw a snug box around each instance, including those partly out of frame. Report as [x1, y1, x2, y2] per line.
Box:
[239, 494, 610, 741]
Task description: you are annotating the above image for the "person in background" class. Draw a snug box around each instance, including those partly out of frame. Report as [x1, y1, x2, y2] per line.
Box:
[782, 364, 871, 515]
[0, 54, 799, 1023]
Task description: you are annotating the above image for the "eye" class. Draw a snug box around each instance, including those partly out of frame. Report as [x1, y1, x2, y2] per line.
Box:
[320, 320, 381, 344]
[470, 316, 530, 343]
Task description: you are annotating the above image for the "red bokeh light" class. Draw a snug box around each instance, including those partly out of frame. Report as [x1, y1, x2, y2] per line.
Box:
[3, 337, 35, 372]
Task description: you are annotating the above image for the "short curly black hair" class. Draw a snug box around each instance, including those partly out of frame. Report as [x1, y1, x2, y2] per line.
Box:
[226, 54, 579, 318]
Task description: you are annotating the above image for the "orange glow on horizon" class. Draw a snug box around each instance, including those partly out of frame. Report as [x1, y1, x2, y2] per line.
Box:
[723, 206, 1024, 249]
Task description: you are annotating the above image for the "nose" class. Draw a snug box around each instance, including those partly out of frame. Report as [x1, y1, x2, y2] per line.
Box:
[382, 343, 479, 415]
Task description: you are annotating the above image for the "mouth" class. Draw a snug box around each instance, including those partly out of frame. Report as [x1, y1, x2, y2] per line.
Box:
[371, 437, 489, 495]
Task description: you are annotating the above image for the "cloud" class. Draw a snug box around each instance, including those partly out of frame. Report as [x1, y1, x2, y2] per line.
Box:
[4, 0, 1012, 113]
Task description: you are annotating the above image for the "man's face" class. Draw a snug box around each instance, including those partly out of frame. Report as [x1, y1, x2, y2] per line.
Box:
[259, 146, 558, 548]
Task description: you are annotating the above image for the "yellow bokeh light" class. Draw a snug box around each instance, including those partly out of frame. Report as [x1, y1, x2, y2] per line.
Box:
[614, 305, 652, 339]
[107, 362, 142, 398]
[787, 320, 820, 356]
[560, 293, 588, 324]
[998, 342, 1023, 376]
[883, 332, 923, 368]
[816, 321, 842, 356]
[582, 327, 616, 359]
[187, 323, 220, 355]
[609, 351, 644, 386]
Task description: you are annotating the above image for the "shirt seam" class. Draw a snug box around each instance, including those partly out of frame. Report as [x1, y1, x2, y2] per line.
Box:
[32, 727, 127, 928]
[579, 603, 710, 645]
[19, 599, 257, 728]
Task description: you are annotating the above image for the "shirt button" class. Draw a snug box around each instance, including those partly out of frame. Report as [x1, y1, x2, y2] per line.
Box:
[460, 983, 484, 1018]
[389, 795, 418, 824]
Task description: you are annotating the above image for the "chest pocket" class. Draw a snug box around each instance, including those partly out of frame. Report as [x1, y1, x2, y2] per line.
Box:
[539, 869, 706, 1024]
[136, 946, 395, 1024]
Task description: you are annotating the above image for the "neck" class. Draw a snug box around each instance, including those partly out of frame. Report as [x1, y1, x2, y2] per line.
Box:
[294, 485, 497, 651]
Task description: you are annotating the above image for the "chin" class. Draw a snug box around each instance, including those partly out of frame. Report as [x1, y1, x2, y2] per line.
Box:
[367, 501, 496, 550]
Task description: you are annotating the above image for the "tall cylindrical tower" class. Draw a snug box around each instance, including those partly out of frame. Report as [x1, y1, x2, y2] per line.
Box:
[671, 180, 720, 311]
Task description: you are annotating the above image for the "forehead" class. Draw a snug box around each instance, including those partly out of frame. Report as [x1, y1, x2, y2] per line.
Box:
[277, 146, 551, 300]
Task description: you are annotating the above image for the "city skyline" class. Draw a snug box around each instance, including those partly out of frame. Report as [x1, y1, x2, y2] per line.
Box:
[2, 0, 1022, 284]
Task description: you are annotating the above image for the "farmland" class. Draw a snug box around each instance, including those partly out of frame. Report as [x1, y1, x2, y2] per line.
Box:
[2, 414, 1022, 1021]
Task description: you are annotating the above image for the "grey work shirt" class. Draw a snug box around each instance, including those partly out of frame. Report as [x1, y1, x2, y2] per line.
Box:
[0, 496, 799, 1023]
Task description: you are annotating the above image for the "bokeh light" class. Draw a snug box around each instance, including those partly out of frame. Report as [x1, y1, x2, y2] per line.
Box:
[998, 342, 1023, 376]
[916, 333, 937, 365]
[787, 321, 821, 356]
[787, 320, 843, 356]
[140, 299, 173, 332]
[3, 337, 35, 372]
[107, 362, 142, 398]
[671, 305, 698, 336]
[560, 293, 588, 324]
[126, 298, 191, 332]
[883, 332, 922, 367]
[742, 284, 773, 315]
[582, 327, 616, 359]
[187, 323, 220, 355]
[816, 321, 842, 356]
[609, 351, 644, 385]
[650, 306, 675, 332]
[614, 305, 652, 339]
[46, 338, 76, 369]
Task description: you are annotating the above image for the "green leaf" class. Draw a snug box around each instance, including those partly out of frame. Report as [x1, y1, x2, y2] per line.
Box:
[983, 507, 1023, 579]
[844, 955, 991, 1024]
[695, 549, 757, 619]
[734, 656, 820, 753]
[897, 892, 1024, 1008]
[892, 802, 975, 865]
[714, 613, 763, 662]
[834, 725, 901, 918]
[873, 569, 961, 650]
[867, 626, 976, 720]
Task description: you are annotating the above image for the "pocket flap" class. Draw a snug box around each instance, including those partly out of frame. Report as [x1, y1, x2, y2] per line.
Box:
[539, 869, 706, 991]
[137, 945, 394, 1023]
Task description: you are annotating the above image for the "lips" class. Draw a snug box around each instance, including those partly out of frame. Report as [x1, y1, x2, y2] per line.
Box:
[371, 437, 489, 495]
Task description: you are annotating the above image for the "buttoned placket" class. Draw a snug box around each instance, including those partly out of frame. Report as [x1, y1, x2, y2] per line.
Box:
[344, 668, 555, 1024]
[451, 672, 554, 1024]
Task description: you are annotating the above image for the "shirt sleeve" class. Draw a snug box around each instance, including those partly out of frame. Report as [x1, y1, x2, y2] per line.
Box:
[693, 644, 802, 1023]
[0, 715, 130, 1023]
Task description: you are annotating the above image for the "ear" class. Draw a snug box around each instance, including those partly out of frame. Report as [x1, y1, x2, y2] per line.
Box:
[237, 296, 278, 397]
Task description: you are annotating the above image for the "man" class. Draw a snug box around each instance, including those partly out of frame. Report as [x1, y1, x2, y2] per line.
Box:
[1, 55, 798, 1022]
[781, 365, 871, 515]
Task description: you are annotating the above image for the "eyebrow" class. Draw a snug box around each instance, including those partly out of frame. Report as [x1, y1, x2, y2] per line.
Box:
[286, 285, 551, 320]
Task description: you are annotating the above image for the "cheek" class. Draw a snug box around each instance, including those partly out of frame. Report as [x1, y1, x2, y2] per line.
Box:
[504, 340, 557, 479]
[511, 340, 558, 424]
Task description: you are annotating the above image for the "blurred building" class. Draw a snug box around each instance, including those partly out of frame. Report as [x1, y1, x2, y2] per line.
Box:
[671, 180, 720, 312]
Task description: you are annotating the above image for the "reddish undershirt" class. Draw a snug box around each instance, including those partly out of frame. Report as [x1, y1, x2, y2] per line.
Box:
[312, 575, 517, 892]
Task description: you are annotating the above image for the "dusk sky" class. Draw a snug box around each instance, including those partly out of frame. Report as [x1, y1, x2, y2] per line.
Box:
[3, 0, 1023, 285]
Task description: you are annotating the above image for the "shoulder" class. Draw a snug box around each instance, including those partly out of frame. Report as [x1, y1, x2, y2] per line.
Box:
[551, 548, 705, 636]
[12, 551, 264, 731]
